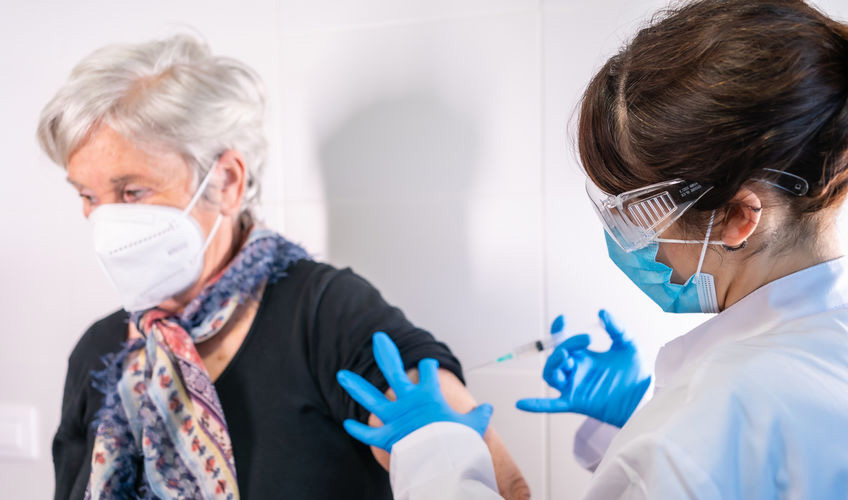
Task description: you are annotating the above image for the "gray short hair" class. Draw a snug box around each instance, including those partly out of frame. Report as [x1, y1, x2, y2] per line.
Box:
[37, 34, 267, 214]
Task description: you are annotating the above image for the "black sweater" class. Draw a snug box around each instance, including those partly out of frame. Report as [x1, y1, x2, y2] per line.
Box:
[53, 260, 463, 499]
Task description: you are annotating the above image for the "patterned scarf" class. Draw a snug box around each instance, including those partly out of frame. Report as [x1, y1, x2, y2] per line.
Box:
[86, 229, 308, 500]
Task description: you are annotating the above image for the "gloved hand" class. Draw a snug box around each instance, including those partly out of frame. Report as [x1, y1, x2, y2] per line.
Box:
[516, 310, 651, 428]
[337, 331, 494, 451]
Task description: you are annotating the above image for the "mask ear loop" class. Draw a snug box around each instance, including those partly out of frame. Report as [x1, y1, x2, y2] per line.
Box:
[694, 210, 716, 277]
[201, 215, 224, 252]
[185, 162, 225, 257]
[184, 163, 219, 214]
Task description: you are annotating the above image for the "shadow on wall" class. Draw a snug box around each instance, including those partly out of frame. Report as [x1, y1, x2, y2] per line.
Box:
[318, 93, 481, 339]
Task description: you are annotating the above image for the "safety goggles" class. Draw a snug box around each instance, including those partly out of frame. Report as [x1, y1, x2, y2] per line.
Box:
[586, 178, 714, 252]
[587, 168, 810, 253]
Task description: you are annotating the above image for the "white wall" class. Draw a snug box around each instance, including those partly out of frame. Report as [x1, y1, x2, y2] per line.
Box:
[2, 1, 847, 499]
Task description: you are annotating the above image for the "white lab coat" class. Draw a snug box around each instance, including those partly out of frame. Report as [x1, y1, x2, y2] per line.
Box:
[389, 257, 848, 500]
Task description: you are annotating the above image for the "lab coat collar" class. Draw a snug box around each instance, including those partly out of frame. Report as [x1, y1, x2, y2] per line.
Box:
[654, 256, 848, 391]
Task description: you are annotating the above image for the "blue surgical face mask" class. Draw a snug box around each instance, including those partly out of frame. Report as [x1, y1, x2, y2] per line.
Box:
[605, 212, 720, 314]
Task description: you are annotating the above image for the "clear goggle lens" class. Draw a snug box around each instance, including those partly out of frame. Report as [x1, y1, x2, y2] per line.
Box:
[586, 178, 714, 252]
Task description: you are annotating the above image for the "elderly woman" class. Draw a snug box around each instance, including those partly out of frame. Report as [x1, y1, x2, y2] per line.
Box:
[38, 35, 527, 500]
[336, 0, 848, 499]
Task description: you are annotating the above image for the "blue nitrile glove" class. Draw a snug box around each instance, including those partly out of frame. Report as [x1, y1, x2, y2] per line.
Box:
[515, 310, 651, 428]
[337, 331, 494, 451]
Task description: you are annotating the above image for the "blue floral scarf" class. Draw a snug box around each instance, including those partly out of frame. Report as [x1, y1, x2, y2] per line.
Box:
[86, 229, 308, 500]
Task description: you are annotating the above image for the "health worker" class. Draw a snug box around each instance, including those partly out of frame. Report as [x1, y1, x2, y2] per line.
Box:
[335, 0, 848, 498]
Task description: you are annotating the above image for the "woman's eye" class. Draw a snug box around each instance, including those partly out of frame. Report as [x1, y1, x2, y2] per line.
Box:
[122, 188, 148, 202]
[79, 193, 95, 203]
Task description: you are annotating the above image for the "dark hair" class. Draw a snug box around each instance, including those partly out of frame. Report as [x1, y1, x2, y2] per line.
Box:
[579, 0, 848, 226]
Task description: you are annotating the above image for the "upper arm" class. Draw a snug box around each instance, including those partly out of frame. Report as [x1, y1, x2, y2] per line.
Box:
[308, 268, 463, 423]
[307, 269, 528, 498]
[370, 368, 531, 500]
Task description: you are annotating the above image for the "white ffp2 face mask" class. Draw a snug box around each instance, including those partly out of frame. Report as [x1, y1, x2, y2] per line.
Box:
[89, 166, 223, 312]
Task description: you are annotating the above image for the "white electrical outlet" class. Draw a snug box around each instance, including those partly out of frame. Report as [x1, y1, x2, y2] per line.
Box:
[0, 404, 39, 460]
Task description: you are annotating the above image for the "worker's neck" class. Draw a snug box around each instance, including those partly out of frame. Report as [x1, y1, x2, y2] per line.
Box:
[721, 228, 843, 310]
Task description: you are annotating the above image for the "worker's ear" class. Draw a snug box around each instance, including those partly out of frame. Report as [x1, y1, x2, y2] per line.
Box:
[720, 187, 761, 248]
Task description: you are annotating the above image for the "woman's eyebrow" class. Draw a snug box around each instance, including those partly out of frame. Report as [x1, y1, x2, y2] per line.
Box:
[109, 174, 144, 185]
[66, 174, 145, 189]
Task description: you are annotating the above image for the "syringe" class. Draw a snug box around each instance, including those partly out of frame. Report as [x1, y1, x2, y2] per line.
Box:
[470, 315, 566, 370]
